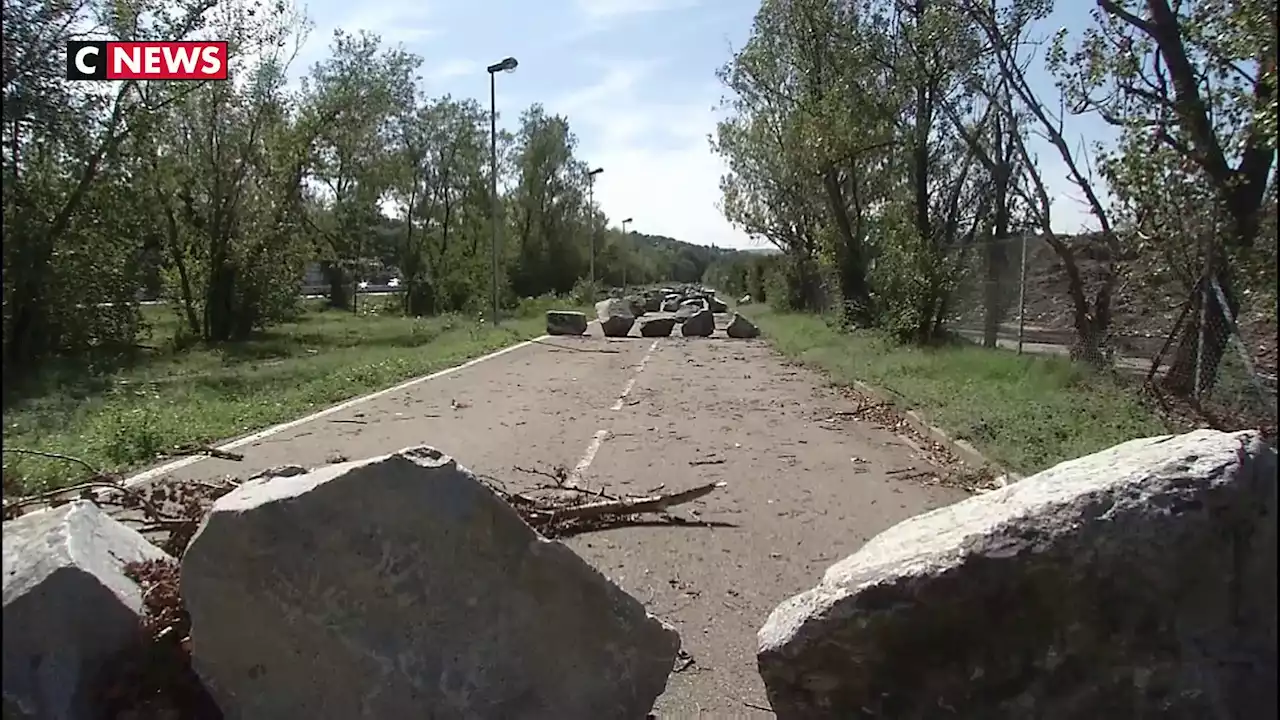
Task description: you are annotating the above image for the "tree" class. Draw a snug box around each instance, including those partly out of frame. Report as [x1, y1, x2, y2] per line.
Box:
[2, 0, 220, 368]
[507, 105, 590, 299]
[714, 0, 999, 338]
[299, 30, 418, 311]
[391, 95, 490, 315]
[1053, 0, 1277, 393]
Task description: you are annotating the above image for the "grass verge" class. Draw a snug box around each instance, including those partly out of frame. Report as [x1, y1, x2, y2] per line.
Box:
[4, 299, 574, 493]
[750, 308, 1173, 475]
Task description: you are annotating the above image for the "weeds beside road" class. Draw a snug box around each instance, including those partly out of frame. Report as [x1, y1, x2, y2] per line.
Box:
[3, 298, 577, 493]
[750, 309, 1173, 476]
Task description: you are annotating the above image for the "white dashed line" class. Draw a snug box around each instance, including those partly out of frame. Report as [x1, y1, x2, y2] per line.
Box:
[609, 339, 660, 411]
[571, 429, 611, 482]
[577, 339, 661, 482]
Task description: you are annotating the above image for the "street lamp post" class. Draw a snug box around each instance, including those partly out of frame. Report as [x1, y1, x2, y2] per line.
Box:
[487, 56, 518, 325]
[586, 167, 603, 298]
[620, 217, 633, 291]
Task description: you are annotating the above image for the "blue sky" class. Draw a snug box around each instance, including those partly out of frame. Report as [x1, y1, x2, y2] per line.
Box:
[292, 0, 1114, 249]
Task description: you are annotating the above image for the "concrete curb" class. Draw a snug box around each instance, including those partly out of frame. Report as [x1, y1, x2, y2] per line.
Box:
[847, 379, 1023, 487]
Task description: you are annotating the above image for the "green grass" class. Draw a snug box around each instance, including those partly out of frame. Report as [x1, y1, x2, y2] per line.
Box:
[751, 309, 1173, 476]
[3, 297, 578, 493]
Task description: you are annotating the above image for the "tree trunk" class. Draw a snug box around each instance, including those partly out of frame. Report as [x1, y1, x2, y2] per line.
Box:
[1040, 235, 1115, 367]
[321, 261, 349, 310]
[983, 122, 1011, 348]
[205, 261, 238, 343]
[821, 169, 873, 326]
[1163, 263, 1239, 397]
[982, 239, 1009, 348]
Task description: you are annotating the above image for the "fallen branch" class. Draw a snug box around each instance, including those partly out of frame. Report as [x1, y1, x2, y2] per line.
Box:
[4, 478, 167, 520]
[885, 467, 920, 475]
[3, 447, 101, 475]
[550, 482, 726, 521]
[688, 458, 726, 466]
[162, 445, 244, 462]
[532, 339, 621, 354]
[674, 649, 696, 673]
[513, 464, 569, 485]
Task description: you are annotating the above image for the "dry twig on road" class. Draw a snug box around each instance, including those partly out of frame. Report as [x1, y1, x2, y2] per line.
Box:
[1, 447, 242, 557]
[480, 474, 727, 538]
[160, 445, 244, 462]
[531, 339, 622, 354]
[550, 482, 725, 520]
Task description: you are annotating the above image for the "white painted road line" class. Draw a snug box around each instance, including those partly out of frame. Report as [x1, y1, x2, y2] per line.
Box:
[575, 338, 662, 486]
[570, 430, 611, 486]
[124, 334, 553, 487]
[609, 339, 660, 412]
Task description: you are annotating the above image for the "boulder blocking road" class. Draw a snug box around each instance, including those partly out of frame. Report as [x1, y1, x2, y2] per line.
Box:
[136, 314, 966, 716]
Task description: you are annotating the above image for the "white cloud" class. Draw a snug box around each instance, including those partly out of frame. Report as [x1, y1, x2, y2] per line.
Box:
[553, 59, 664, 118]
[548, 56, 1113, 252]
[574, 0, 700, 20]
[301, 3, 438, 64]
[547, 61, 752, 249]
[562, 0, 703, 42]
[425, 58, 475, 84]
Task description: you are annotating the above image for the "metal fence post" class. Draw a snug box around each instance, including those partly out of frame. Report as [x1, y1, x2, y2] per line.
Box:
[1194, 274, 1208, 398]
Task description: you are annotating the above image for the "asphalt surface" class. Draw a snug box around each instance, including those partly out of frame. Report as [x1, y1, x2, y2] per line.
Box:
[138, 313, 967, 716]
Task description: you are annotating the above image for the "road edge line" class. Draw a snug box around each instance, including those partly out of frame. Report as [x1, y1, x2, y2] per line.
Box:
[124, 333, 553, 487]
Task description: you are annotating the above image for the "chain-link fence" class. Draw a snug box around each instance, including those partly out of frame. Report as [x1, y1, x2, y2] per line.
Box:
[944, 233, 1277, 433]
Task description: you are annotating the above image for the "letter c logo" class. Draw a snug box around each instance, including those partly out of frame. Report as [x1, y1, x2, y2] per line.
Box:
[75, 46, 99, 75]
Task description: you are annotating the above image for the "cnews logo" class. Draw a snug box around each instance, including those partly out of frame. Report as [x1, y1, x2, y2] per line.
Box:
[66, 41, 228, 80]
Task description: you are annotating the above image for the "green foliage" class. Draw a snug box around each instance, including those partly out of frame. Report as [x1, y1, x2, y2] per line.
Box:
[2, 306, 553, 491]
[1, 0, 721, 390]
[713, 0, 1274, 393]
[713, 0, 1013, 334]
[751, 308, 1171, 474]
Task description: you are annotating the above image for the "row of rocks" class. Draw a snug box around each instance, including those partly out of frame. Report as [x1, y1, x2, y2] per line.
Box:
[548, 303, 758, 339]
[617, 285, 728, 315]
[545, 287, 760, 339]
[6, 430, 1273, 718]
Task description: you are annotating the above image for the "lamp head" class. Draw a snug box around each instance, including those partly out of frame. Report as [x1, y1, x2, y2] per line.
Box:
[487, 57, 518, 74]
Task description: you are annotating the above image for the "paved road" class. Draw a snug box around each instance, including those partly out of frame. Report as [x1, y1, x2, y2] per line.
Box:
[139, 315, 965, 716]
[953, 326, 1165, 374]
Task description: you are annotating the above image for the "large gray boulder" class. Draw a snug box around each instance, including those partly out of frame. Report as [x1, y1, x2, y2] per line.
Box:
[680, 309, 715, 337]
[182, 447, 680, 720]
[707, 296, 728, 313]
[3, 501, 171, 720]
[546, 310, 588, 336]
[643, 293, 662, 314]
[726, 313, 759, 339]
[595, 298, 635, 338]
[624, 296, 647, 318]
[757, 429, 1277, 720]
[661, 296, 681, 313]
[673, 299, 704, 322]
[639, 316, 677, 338]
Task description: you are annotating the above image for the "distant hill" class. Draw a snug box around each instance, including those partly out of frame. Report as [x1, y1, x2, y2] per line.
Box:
[622, 231, 746, 284]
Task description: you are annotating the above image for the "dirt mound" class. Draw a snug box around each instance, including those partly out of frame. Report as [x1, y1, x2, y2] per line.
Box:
[951, 234, 1277, 376]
